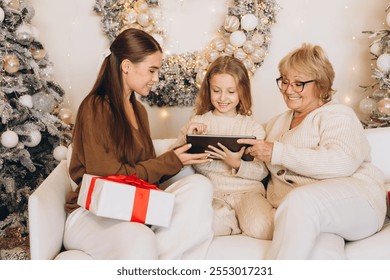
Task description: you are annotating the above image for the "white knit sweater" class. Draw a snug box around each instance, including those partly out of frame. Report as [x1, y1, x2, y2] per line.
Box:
[173, 111, 269, 196]
[265, 101, 386, 227]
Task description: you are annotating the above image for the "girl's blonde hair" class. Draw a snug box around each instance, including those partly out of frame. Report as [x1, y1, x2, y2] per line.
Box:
[195, 56, 252, 115]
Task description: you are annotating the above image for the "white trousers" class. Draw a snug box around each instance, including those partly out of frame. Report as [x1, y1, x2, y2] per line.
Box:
[266, 179, 383, 260]
[63, 174, 213, 260]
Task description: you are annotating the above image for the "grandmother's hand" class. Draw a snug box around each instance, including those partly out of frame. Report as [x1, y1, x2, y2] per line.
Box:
[237, 138, 274, 163]
[174, 144, 212, 166]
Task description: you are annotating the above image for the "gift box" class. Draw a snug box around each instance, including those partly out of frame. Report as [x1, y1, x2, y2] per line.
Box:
[77, 174, 175, 227]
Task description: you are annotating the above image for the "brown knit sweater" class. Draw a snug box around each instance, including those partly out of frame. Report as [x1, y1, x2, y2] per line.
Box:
[65, 95, 182, 213]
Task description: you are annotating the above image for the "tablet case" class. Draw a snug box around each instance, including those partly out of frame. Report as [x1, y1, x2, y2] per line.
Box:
[186, 134, 256, 161]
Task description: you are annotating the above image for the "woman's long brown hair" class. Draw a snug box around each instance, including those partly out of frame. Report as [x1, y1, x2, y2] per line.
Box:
[87, 28, 162, 165]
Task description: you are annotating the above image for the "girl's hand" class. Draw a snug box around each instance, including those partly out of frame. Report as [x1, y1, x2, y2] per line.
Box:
[205, 142, 244, 170]
[187, 122, 207, 135]
[174, 144, 211, 166]
[237, 138, 274, 163]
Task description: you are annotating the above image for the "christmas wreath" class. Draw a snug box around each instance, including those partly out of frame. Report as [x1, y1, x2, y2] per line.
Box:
[94, 0, 279, 107]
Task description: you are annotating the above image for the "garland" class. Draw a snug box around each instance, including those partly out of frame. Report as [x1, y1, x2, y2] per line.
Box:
[94, 0, 279, 107]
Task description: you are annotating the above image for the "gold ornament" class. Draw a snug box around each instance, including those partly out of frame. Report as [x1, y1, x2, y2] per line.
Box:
[224, 16, 240, 32]
[377, 97, 390, 115]
[223, 43, 236, 56]
[250, 48, 266, 63]
[234, 48, 247, 61]
[7, 0, 20, 10]
[251, 33, 265, 46]
[58, 107, 73, 124]
[3, 54, 20, 74]
[243, 40, 255, 54]
[206, 50, 220, 63]
[30, 48, 46, 60]
[211, 37, 226, 52]
[243, 58, 255, 71]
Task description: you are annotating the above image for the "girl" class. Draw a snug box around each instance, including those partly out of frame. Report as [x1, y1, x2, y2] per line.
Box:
[174, 56, 274, 239]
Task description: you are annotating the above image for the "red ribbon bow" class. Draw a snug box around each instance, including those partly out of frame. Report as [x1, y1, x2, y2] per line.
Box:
[85, 174, 159, 224]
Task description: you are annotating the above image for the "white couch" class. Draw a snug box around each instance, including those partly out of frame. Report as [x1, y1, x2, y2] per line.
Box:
[28, 127, 390, 260]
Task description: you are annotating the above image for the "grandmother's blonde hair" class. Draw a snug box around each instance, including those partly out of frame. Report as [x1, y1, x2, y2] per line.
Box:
[278, 43, 336, 102]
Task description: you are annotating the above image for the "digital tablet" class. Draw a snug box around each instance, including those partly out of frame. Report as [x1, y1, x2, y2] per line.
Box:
[186, 134, 256, 161]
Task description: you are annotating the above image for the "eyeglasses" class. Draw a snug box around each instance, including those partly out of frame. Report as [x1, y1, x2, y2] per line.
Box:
[276, 77, 315, 93]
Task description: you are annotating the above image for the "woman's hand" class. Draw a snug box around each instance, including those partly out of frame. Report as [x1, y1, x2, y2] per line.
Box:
[174, 144, 211, 166]
[237, 138, 274, 163]
[187, 122, 207, 135]
[205, 143, 244, 170]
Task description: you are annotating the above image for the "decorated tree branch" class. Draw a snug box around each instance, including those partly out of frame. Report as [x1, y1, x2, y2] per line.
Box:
[359, 3, 390, 128]
[0, 0, 72, 257]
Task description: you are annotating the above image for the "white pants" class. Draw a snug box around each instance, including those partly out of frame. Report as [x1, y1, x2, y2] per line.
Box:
[266, 179, 383, 260]
[63, 174, 213, 260]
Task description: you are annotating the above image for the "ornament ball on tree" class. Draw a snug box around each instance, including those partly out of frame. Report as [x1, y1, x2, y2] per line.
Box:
[1, 130, 19, 148]
[53, 145, 68, 161]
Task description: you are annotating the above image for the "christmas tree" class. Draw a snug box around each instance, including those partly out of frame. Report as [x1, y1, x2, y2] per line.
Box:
[359, 3, 390, 128]
[0, 0, 72, 258]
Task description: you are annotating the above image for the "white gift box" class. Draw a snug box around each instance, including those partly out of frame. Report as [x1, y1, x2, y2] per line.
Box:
[77, 174, 175, 227]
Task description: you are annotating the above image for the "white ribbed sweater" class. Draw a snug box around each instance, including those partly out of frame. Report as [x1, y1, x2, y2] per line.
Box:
[265, 101, 386, 226]
[173, 111, 269, 196]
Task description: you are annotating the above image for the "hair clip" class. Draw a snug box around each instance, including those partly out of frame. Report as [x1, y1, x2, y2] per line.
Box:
[103, 48, 111, 58]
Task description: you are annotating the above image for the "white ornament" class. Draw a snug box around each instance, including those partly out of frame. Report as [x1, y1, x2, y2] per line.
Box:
[370, 41, 381, 56]
[137, 13, 150, 27]
[1, 130, 19, 148]
[229, 31, 246, 48]
[127, 10, 137, 24]
[53, 145, 68, 161]
[24, 130, 42, 147]
[241, 14, 258, 31]
[19, 95, 33, 108]
[359, 97, 377, 115]
[15, 23, 34, 45]
[0, 8, 4, 22]
[376, 53, 390, 72]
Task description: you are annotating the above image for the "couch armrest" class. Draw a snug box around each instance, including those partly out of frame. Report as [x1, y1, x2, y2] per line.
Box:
[28, 160, 71, 259]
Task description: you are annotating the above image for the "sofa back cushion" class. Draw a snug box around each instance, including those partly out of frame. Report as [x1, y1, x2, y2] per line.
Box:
[364, 127, 390, 183]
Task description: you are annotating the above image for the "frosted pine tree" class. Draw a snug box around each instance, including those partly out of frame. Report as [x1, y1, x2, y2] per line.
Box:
[359, 3, 390, 128]
[0, 0, 72, 257]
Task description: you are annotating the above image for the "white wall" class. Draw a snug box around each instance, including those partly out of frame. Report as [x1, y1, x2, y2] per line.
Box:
[30, 0, 387, 139]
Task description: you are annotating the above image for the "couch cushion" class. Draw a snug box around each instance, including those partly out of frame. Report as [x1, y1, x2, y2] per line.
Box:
[345, 219, 390, 259]
[364, 127, 390, 182]
[206, 235, 270, 259]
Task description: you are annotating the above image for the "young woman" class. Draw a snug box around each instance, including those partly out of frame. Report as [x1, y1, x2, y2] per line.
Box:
[64, 28, 214, 260]
[173, 56, 274, 240]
